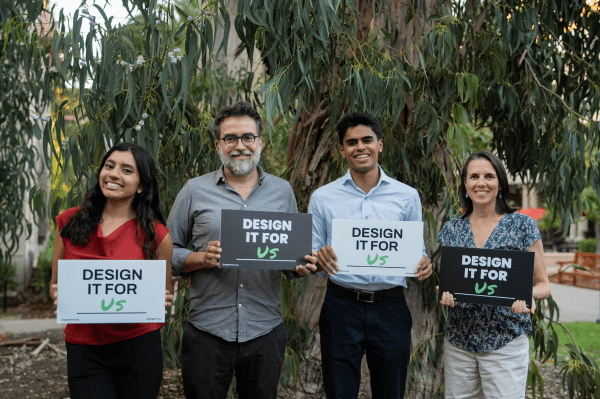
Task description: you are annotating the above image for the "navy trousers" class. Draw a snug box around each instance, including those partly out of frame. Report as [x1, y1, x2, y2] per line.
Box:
[319, 289, 412, 399]
[181, 322, 287, 399]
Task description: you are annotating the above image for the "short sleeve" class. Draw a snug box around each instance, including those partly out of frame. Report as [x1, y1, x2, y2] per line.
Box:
[438, 220, 451, 246]
[521, 214, 542, 250]
[153, 222, 170, 244]
[56, 207, 80, 230]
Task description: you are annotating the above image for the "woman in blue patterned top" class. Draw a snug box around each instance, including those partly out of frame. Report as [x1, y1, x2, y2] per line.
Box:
[438, 150, 550, 399]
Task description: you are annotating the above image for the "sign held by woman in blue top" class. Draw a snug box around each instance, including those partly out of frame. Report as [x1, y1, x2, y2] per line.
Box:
[438, 246, 534, 307]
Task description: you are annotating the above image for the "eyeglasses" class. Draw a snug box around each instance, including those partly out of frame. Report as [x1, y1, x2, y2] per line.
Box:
[220, 134, 258, 147]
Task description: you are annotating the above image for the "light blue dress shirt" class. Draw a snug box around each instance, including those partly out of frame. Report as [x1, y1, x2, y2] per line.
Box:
[308, 167, 426, 290]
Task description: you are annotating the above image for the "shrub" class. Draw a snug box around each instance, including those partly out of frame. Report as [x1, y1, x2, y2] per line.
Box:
[578, 238, 597, 253]
[0, 263, 18, 291]
[34, 234, 54, 300]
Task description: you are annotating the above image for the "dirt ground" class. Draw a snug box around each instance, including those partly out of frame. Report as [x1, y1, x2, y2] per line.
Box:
[0, 286, 186, 399]
[0, 330, 572, 399]
[0, 287, 573, 399]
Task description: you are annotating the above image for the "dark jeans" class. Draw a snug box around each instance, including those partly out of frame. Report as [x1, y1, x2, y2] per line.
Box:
[66, 329, 163, 399]
[319, 289, 412, 399]
[181, 322, 287, 399]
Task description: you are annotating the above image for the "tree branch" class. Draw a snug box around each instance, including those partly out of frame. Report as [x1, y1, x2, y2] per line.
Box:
[460, 3, 492, 58]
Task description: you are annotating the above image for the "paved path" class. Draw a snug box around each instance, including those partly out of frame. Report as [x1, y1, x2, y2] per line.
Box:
[548, 283, 600, 323]
[0, 318, 63, 334]
[0, 283, 598, 334]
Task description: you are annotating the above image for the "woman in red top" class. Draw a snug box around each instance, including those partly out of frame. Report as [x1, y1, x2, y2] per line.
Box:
[50, 143, 173, 399]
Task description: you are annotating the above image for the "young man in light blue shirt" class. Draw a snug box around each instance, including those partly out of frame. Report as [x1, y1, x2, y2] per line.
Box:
[308, 112, 432, 399]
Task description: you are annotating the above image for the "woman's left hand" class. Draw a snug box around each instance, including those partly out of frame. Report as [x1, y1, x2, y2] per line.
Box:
[164, 290, 174, 314]
[512, 299, 535, 314]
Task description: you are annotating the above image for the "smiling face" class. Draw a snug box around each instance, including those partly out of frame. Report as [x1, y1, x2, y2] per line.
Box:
[339, 124, 383, 174]
[464, 158, 501, 208]
[98, 150, 142, 203]
[215, 116, 262, 176]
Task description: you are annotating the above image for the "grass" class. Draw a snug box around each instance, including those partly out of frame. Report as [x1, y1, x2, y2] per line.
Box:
[531, 322, 600, 365]
[0, 310, 22, 318]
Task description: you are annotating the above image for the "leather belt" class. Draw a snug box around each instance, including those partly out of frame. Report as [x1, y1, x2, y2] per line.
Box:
[327, 279, 404, 303]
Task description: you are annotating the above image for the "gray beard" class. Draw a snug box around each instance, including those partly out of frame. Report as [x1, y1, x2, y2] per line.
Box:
[219, 144, 261, 176]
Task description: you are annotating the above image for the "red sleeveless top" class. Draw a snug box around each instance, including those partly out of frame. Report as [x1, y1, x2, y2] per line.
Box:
[56, 207, 168, 345]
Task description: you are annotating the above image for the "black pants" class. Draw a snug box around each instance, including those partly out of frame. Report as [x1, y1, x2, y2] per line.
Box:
[181, 322, 287, 399]
[319, 289, 412, 399]
[66, 329, 163, 399]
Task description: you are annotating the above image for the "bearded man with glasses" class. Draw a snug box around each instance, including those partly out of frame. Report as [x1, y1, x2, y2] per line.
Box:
[167, 101, 317, 399]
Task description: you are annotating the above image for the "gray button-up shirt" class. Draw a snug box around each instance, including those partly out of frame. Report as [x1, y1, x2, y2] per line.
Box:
[167, 166, 298, 342]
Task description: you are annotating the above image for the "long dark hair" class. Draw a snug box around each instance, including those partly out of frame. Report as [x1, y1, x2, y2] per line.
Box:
[60, 143, 165, 259]
[460, 150, 516, 218]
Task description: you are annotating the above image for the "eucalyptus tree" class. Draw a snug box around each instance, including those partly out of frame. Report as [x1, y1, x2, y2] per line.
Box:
[234, 0, 600, 398]
[0, 2, 53, 276]
[34, 0, 600, 398]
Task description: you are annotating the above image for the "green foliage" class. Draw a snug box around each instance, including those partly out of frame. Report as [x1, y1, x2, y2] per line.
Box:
[34, 233, 54, 300]
[31, 0, 600, 397]
[530, 297, 600, 399]
[162, 279, 189, 369]
[0, 263, 18, 292]
[578, 238, 597, 254]
[583, 187, 600, 225]
[545, 322, 600, 366]
[560, 343, 600, 399]
[0, 0, 52, 269]
[279, 276, 312, 387]
[538, 207, 562, 234]
[47, 0, 228, 218]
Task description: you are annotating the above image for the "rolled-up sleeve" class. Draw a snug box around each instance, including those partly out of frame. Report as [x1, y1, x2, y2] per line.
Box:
[308, 191, 329, 278]
[308, 192, 327, 252]
[166, 183, 194, 277]
[281, 185, 301, 279]
[407, 191, 428, 257]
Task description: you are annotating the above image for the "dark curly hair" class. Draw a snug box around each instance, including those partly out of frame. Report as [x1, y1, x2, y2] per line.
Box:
[60, 143, 165, 259]
[460, 150, 516, 218]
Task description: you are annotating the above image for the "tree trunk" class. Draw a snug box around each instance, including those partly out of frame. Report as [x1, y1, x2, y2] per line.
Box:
[278, 1, 452, 398]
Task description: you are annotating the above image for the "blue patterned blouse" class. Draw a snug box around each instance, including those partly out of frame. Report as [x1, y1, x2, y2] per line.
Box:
[438, 212, 541, 353]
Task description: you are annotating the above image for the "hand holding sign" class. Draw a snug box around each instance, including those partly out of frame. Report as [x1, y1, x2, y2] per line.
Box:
[512, 299, 535, 315]
[203, 240, 221, 268]
[316, 245, 340, 275]
[295, 250, 318, 276]
[415, 256, 433, 280]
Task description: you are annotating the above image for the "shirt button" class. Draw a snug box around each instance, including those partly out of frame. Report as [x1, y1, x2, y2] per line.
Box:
[244, 204, 247, 208]
[238, 303, 242, 307]
[240, 284, 244, 288]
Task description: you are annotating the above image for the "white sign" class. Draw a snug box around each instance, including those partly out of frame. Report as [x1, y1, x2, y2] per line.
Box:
[57, 260, 166, 324]
[331, 219, 424, 276]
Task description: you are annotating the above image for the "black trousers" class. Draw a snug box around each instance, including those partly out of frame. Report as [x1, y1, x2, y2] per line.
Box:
[66, 329, 163, 399]
[181, 322, 287, 399]
[319, 289, 412, 399]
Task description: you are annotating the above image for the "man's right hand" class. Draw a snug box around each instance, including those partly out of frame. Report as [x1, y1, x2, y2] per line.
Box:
[182, 240, 222, 273]
[202, 240, 221, 268]
[316, 245, 339, 275]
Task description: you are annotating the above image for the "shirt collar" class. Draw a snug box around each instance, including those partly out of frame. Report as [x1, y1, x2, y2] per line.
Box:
[215, 165, 266, 185]
[342, 165, 392, 191]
